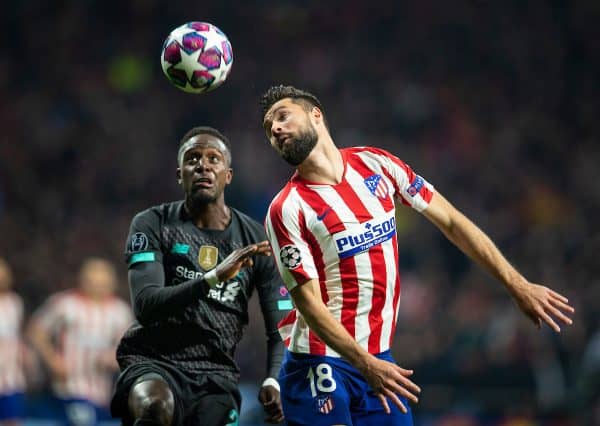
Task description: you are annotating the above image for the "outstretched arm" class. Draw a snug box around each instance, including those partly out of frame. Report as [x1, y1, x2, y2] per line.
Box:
[131, 242, 271, 325]
[290, 279, 421, 414]
[421, 191, 575, 331]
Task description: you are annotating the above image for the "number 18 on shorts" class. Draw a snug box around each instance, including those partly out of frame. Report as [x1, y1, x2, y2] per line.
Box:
[278, 351, 413, 426]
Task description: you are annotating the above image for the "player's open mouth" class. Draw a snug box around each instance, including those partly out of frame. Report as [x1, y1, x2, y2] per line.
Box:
[193, 178, 213, 188]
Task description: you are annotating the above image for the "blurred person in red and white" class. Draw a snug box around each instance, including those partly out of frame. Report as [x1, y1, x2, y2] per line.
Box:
[27, 257, 132, 426]
[0, 258, 27, 426]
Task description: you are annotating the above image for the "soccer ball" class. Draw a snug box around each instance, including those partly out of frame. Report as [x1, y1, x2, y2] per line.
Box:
[160, 22, 233, 94]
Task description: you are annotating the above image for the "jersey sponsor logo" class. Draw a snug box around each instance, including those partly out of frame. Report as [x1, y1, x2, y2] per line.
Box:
[128, 232, 148, 252]
[407, 175, 424, 196]
[207, 281, 241, 303]
[198, 245, 218, 270]
[280, 245, 302, 269]
[364, 174, 389, 199]
[316, 395, 334, 414]
[175, 266, 241, 304]
[175, 265, 203, 280]
[333, 216, 396, 259]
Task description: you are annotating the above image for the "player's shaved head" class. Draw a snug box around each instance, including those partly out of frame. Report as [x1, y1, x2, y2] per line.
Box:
[178, 126, 232, 167]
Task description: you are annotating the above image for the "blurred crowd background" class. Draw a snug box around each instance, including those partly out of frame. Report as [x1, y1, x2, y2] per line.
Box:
[1, 1, 598, 425]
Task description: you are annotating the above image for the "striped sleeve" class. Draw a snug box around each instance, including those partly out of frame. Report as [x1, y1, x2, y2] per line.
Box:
[357, 147, 434, 212]
[264, 185, 318, 291]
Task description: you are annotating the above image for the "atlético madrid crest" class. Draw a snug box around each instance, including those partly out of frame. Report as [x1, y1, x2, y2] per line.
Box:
[364, 174, 389, 199]
[316, 395, 334, 414]
[198, 245, 218, 270]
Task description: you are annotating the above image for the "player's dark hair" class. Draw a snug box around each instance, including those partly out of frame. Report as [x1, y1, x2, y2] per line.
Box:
[178, 126, 232, 165]
[260, 85, 329, 129]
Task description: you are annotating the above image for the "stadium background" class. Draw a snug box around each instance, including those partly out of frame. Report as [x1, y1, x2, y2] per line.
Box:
[1, 1, 598, 425]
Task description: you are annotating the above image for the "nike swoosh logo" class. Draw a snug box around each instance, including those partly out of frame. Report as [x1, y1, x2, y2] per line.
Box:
[317, 207, 332, 221]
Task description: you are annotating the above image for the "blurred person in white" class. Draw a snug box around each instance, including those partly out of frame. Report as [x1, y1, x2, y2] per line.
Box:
[0, 258, 26, 426]
[27, 257, 133, 426]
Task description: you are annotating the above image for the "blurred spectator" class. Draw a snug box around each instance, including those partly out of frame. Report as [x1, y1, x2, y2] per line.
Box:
[26, 258, 132, 426]
[0, 258, 26, 426]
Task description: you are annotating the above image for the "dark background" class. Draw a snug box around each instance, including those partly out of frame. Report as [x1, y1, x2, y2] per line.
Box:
[1, 1, 598, 425]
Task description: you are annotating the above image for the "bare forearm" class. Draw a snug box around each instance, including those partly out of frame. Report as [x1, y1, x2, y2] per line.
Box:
[441, 210, 526, 293]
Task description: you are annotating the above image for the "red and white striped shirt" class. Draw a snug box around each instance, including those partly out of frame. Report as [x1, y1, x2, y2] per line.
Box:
[0, 291, 25, 394]
[265, 147, 434, 356]
[32, 290, 132, 406]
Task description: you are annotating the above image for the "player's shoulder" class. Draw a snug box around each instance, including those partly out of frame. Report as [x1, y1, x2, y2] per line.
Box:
[131, 200, 184, 224]
[343, 145, 395, 160]
[229, 207, 264, 233]
[267, 181, 301, 214]
[43, 289, 78, 308]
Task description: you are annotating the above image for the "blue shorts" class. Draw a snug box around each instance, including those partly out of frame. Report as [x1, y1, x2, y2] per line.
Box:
[0, 392, 25, 421]
[279, 350, 413, 426]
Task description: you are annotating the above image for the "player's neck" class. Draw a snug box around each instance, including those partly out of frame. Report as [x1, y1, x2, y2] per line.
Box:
[185, 200, 231, 230]
[297, 137, 343, 185]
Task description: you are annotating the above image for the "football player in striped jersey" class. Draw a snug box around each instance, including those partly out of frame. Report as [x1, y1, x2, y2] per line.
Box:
[261, 85, 575, 426]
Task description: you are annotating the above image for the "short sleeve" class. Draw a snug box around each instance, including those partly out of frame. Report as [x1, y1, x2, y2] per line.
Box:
[366, 147, 435, 212]
[265, 190, 318, 291]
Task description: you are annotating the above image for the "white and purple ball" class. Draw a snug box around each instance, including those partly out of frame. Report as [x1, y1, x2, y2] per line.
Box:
[160, 22, 233, 94]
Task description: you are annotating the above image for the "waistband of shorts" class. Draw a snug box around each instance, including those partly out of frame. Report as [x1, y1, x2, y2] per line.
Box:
[286, 349, 392, 362]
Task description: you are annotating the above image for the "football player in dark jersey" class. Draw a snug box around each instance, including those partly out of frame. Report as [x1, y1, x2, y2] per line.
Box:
[110, 127, 289, 426]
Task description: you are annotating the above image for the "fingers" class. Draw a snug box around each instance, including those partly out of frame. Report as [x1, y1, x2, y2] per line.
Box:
[538, 309, 561, 332]
[545, 302, 573, 326]
[254, 240, 272, 256]
[548, 293, 575, 314]
[265, 413, 285, 424]
[548, 289, 569, 304]
[376, 393, 391, 415]
[382, 389, 409, 414]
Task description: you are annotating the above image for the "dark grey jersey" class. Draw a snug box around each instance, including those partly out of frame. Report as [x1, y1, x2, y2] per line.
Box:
[116, 201, 290, 383]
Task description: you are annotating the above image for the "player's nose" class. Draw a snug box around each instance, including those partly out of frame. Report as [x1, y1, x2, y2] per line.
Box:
[194, 156, 212, 171]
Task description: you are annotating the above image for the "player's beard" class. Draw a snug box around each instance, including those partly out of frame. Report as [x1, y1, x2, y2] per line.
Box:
[280, 123, 318, 166]
[187, 187, 218, 207]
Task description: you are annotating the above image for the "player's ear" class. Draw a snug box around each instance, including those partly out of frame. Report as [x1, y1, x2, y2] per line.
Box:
[225, 168, 233, 185]
[311, 106, 323, 126]
[176, 168, 182, 185]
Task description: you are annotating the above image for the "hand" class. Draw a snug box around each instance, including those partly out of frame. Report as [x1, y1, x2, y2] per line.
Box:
[258, 384, 284, 424]
[360, 356, 420, 414]
[214, 241, 272, 282]
[512, 281, 575, 332]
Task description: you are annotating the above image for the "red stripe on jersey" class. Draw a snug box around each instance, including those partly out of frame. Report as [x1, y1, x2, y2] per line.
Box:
[299, 208, 328, 355]
[268, 184, 313, 284]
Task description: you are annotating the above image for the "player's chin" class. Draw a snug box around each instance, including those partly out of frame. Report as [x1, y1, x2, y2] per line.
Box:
[189, 189, 217, 203]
